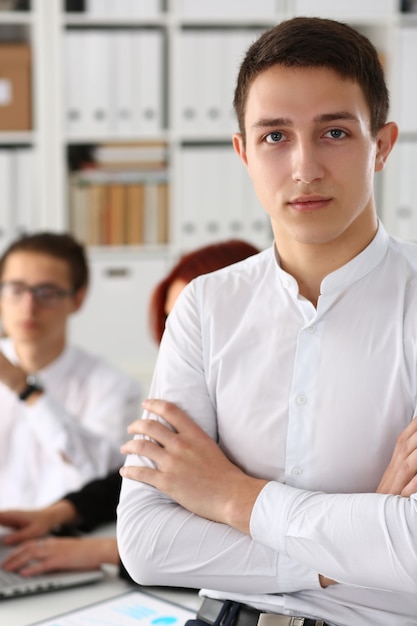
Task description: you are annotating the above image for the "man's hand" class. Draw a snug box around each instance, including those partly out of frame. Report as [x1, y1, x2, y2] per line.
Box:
[0, 351, 26, 394]
[120, 399, 267, 534]
[377, 417, 417, 497]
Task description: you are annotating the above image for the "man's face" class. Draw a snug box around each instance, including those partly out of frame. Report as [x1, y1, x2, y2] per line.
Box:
[0, 251, 81, 348]
[233, 65, 393, 253]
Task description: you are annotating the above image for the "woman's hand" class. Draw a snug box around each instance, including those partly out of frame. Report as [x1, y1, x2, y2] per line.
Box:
[1, 536, 119, 575]
[0, 500, 78, 545]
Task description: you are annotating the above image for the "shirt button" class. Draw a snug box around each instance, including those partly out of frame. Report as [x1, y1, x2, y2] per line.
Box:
[296, 395, 306, 405]
[292, 467, 302, 476]
[282, 278, 291, 289]
[305, 325, 316, 333]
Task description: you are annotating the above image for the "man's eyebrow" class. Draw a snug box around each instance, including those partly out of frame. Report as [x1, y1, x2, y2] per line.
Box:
[251, 112, 359, 129]
[252, 117, 292, 129]
[313, 112, 359, 123]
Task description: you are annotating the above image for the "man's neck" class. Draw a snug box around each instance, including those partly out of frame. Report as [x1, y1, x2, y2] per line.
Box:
[15, 338, 66, 373]
[275, 217, 378, 307]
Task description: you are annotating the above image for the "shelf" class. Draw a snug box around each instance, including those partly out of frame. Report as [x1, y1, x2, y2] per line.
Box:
[62, 15, 166, 27]
[0, 2, 415, 251]
[0, 11, 33, 25]
[65, 132, 169, 145]
[0, 131, 35, 144]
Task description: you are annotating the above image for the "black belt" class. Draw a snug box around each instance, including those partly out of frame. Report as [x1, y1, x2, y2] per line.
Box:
[197, 598, 330, 626]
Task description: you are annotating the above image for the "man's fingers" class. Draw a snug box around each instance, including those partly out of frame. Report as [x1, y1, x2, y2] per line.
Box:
[400, 469, 417, 497]
[121, 438, 167, 463]
[120, 465, 159, 488]
[141, 399, 198, 433]
[126, 416, 177, 443]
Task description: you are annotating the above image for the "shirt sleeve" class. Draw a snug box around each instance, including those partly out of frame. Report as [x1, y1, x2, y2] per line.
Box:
[250, 481, 417, 594]
[24, 372, 141, 480]
[117, 283, 320, 595]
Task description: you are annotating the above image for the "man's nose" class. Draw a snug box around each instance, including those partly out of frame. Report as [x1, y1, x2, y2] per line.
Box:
[292, 140, 324, 184]
[19, 289, 38, 309]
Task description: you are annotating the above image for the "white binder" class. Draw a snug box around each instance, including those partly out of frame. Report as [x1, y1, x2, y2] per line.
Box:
[220, 147, 246, 240]
[177, 147, 202, 247]
[225, 30, 264, 134]
[110, 30, 135, 135]
[200, 31, 227, 133]
[130, 0, 161, 17]
[14, 147, 36, 236]
[64, 30, 85, 135]
[0, 150, 13, 249]
[178, 31, 202, 134]
[395, 142, 417, 241]
[399, 28, 417, 133]
[133, 30, 163, 133]
[179, 0, 277, 18]
[84, 0, 111, 15]
[83, 30, 112, 135]
[292, 0, 396, 18]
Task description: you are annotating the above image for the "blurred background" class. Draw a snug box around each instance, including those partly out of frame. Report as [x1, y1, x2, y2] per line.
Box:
[0, 0, 415, 388]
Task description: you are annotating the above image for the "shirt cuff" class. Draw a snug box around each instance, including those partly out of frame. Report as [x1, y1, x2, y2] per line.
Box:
[251, 481, 321, 591]
[250, 481, 296, 553]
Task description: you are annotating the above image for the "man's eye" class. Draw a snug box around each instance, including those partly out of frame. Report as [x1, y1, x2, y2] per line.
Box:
[37, 287, 57, 299]
[265, 132, 284, 143]
[325, 129, 346, 139]
[11, 284, 25, 295]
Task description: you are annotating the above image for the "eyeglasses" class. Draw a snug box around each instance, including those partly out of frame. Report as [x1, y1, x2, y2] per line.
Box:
[0, 281, 75, 307]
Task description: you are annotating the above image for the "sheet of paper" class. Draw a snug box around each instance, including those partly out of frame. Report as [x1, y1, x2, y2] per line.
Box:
[32, 589, 195, 626]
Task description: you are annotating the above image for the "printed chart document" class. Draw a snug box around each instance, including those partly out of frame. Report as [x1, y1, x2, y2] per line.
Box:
[32, 589, 195, 626]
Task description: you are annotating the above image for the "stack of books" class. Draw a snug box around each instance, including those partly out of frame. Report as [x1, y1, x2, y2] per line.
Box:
[68, 142, 169, 247]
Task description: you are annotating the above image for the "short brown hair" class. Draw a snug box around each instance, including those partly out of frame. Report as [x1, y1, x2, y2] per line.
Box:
[0, 232, 89, 292]
[234, 17, 389, 142]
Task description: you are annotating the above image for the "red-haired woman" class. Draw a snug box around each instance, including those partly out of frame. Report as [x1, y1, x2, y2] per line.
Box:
[149, 240, 259, 344]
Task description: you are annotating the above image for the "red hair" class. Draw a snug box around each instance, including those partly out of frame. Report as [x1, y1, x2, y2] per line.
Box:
[149, 239, 260, 344]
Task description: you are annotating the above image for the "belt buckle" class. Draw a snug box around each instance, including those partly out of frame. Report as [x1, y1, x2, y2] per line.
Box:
[258, 615, 305, 626]
[258, 615, 324, 626]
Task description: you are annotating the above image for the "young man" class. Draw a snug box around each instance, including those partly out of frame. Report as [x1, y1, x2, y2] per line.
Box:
[117, 17, 417, 626]
[0, 232, 141, 509]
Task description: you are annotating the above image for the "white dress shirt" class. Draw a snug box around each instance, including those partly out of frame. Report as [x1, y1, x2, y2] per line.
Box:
[118, 223, 417, 626]
[0, 340, 141, 508]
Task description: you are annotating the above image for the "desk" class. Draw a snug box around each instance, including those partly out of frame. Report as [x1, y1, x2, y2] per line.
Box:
[0, 564, 201, 625]
[0, 522, 201, 626]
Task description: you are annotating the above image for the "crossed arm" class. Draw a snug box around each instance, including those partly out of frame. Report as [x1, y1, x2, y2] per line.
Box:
[119, 399, 417, 592]
[121, 399, 417, 526]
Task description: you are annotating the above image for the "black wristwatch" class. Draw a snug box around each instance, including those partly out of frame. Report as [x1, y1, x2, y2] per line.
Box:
[18, 374, 43, 401]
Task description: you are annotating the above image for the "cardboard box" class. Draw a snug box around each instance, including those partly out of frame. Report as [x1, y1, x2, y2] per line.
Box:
[0, 44, 31, 131]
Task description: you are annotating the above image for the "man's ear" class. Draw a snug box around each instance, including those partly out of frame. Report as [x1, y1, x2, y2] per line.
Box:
[375, 121, 399, 172]
[233, 132, 248, 167]
[71, 286, 87, 313]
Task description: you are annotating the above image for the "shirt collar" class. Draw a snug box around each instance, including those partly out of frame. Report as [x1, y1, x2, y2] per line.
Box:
[320, 221, 389, 296]
[273, 221, 389, 299]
